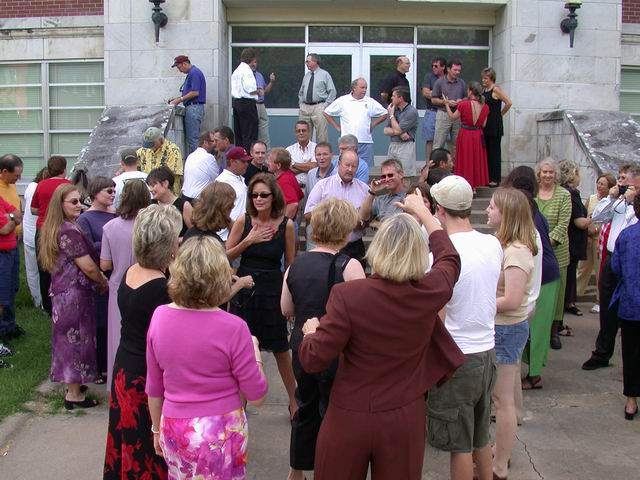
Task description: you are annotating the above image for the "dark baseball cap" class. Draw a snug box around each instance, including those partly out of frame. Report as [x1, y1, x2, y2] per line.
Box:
[226, 146, 252, 162]
[172, 55, 190, 67]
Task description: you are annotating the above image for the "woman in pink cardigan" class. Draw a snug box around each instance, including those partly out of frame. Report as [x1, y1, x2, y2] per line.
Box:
[146, 236, 268, 479]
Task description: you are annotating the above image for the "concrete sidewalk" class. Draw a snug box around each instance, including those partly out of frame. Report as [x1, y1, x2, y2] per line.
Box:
[1, 302, 639, 479]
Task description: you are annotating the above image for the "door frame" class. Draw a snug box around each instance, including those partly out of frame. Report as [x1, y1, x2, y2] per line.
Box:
[361, 46, 416, 106]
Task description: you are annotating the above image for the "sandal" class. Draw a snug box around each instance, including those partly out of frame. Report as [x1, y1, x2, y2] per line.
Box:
[94, 374, 106, 385]
[64, 397, 98, 410]
[557, 325, 573, 336]
[521, 375, 543, 390]
[564, 306, 583, 316]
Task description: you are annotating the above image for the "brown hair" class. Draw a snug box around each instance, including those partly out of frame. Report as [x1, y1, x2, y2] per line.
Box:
[191, 182, 236, 232]
[481, 67, 496, 82]
[47, 155, 67, 177]
[246, 173, 285, 219]
[38, 184, 79, 272]
[598, 173, 616, 189]
[270, 147, 292, 170]
[240, 48, 256, 63]
[492, 188, 538, 256]
[117, 179, 151, 220]
[87, 175, 116, 201]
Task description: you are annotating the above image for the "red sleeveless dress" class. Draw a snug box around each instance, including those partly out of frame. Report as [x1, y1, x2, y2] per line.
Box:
[453, 100, 490, 188]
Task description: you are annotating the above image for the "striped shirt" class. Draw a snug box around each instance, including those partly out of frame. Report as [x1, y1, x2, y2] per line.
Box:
[535, 185, 571, 268]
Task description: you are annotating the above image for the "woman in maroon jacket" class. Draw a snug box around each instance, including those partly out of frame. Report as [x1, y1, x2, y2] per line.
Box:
[298, 191, 464, 480]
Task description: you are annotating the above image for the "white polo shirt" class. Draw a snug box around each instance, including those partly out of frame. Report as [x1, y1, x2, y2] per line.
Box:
[182, 147, 219, 199]
[215, 169, 247, 241]
[286, 141, 316, 186]
[324, 94, 387, 144]
[231, 62, 258, 100]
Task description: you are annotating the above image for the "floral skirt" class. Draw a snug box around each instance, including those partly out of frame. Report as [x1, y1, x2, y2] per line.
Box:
[160, 409, 248, 480]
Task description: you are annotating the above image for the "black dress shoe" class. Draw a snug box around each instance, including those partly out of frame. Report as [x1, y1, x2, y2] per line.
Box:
[64, 397, 98, 410]
[582, 355, 609, 371]
[6, 326, 26, 339]
[550, 335, 562, 350]
[624, 407, 638, 421]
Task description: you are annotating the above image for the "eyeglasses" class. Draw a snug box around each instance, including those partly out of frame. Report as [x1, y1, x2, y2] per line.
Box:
[251, 192, 272, 199]
[295, 129, 308, 133]
[102, 188, 115, 195]
[64, 198, 81, 205]
[379, 173, 395, 179]
[432, 64, 439, 68]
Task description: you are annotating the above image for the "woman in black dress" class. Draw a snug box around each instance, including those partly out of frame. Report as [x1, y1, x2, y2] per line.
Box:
[481, 67, 512, 187]
[103, 204, 182, 480]
[146, 166, 192, 238]
[281, 198, 366, 480]
[226, 173, 298, 418]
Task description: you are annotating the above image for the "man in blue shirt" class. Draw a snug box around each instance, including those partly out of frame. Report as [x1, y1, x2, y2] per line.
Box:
[170, 55, 207, 154]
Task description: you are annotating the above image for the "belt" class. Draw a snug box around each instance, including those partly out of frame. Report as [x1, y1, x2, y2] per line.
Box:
[185, 102, 205, 106]
[461, 125, 482, 130]
[303, 101, 325, 105]
[256, 101, 264, 104]
[426, 107, 438, 112]
[233, 97, 256, 102]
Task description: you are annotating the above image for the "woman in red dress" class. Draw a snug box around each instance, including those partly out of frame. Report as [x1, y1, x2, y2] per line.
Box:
[445, 81, 489, 191]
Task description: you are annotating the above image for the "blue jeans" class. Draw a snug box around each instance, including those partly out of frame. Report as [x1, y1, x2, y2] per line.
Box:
[185, 104, 205, 154]
[357, 142, 374, 168]
[0, 247, 19, 337]
[495, 320, 529, 365]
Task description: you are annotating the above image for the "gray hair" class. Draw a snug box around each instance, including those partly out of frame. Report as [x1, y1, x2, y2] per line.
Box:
[535, 157, 558, 184]
[350, 77, 366, 90]
[338, 134, 358, 149]
[133, 204, 182, 270]
[307, 53, 321, 65]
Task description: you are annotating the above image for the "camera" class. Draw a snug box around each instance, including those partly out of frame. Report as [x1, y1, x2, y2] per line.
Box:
[618, 185, 628, 196]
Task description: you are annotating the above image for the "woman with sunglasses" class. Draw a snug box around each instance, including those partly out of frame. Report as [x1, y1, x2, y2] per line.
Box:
[77, 176, 117, 385]
[39, 184, 108, 409]
[227, 173, 298, 419]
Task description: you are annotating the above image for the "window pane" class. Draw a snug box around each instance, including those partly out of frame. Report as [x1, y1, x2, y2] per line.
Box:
[363, 26, 413, 44]
[49, 62, 104, 84]
[620, 92, 640, 115]
[417, 28, 490, 46]
[0, 86, 42, 108]
[50, 132, 91, 156]
[0, 133, 44, 157]
[231, 47, 305, 108]
[316, 55, 353, 98]
[232, 27, 305, 44]
[416, 49, 489, 109]
[0, 63, 41, 85]
[50, 85, 104, 107]
[0, 110, 42, 130]
[19, 157, 46, 177]
[369, 55, 402, 104]
[309, 26, 359, 43]
[50, 108, 103, 129]
[621, 69, 640, 91]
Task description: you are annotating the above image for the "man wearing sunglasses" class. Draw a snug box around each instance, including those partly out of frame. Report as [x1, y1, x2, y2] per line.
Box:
[422, 57, 447, 163]
[359, 159, 406, 230]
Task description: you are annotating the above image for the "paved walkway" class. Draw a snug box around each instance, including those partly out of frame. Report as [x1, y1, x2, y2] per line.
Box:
[1, 302, 639, 479]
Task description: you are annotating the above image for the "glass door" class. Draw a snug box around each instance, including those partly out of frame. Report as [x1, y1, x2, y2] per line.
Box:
[362, 47, 415, 106]
[306, 46, 361, 99]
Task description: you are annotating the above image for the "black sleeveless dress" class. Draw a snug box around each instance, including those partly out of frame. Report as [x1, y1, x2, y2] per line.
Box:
[483, 87, 504, 184]
[230, 214, 289, 352]
[286, 251, 350, 471]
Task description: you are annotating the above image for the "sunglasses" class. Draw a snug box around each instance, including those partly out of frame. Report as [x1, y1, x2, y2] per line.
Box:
[379, 173, 395, 179]
[102, 188, 115, 195]
[251, 192, 272, 199]
[64, 198, 81, 205]
[295, 129, 308, 133]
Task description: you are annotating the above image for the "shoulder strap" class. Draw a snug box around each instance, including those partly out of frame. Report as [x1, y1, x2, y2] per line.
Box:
[327, 253, 350, 292]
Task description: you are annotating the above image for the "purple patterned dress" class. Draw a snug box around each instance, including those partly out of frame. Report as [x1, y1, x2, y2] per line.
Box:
[49, 221, 98, 384]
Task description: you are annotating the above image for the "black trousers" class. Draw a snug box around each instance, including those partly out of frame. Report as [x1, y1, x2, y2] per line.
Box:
[485, 135, 502, 184]
[621, 320, 640, 397]
[232, 98, 258, 152]
[340, 239, 365, 270]
[565, 257, 579, 306]
[594, 255, 620, 360]
[34, 229, 52, 316]
[290, 351, 336, 470]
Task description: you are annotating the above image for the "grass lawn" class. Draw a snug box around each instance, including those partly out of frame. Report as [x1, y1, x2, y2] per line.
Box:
[0, 245, 52, 421]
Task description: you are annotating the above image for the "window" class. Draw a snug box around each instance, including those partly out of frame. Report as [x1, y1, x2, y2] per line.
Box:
[0, 61, 104, 177]
[309, 26, 360, 43]
[621, 68, 640, 121]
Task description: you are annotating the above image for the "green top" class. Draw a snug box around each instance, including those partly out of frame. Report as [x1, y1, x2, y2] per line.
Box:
[536, 185, 571, 268]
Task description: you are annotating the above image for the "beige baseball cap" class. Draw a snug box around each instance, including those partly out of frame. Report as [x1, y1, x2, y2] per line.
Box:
[431, 175, 473, 210]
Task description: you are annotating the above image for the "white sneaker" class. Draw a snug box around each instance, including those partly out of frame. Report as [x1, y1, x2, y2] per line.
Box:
[591, 304, 600, 313]
[0, 343, 12, 357]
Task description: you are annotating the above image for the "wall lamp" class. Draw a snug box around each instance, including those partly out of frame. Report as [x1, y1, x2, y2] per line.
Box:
[150, 0, 168, 44]
[560, 1, 582, 48]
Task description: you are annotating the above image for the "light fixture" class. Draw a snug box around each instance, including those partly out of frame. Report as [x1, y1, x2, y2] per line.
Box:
[149, 0, 168, 44]
[560, 1, 582, 48]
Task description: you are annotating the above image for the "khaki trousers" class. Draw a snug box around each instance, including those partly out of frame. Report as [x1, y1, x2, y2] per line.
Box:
[299, 103, 328, 143]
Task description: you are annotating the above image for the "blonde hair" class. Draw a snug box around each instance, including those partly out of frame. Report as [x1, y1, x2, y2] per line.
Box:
[492, 188, 539, 256]
[310, 198, 359, 248]
[557, 159, 579, 188]
[168, 236, 231, 308]
[366, 213, 428, 282]
[133, 204, 182, 270]
[38, 184, 79, 272]
[535, 157, 558, 184]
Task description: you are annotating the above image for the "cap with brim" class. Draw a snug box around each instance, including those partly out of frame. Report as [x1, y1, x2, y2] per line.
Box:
[430, 175, 473, 210]
[142, 127, 162, 148]
[172, 55, 190, 67]
[226, 146, 252, 162]
[121, 148, 138, 163]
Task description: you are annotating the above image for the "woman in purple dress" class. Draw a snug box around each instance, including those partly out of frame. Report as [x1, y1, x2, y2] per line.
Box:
[100, 180, 150, 389]
[38, 184, 108, 410]
[77, 176, 117, 384]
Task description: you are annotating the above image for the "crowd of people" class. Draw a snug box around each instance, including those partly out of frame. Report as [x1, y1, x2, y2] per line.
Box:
[0, 51, 637, 480]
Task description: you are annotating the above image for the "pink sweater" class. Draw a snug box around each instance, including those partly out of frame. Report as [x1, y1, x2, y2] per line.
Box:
[146, 305, 268, 418]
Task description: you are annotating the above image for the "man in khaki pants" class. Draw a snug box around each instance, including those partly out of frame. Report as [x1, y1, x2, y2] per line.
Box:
[298, 53, 336, 143]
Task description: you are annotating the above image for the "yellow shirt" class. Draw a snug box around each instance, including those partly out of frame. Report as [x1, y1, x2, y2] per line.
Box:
[0, 179, 21, 237]
[137, 140, 184, 195]
[496, 241, 535, 326]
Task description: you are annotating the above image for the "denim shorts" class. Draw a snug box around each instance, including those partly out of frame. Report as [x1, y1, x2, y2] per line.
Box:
[494, 320, 529, 364]
[422, 109, 437, 141]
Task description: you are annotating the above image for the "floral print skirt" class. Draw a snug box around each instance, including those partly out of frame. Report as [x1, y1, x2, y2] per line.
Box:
[160, 409, 248, 480]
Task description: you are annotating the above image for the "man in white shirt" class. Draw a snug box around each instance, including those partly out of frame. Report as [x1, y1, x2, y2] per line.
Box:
[583, 165, 640, 370]
[231, 48, 261, 152]
[113, 149, 147, 209]
[182, 131, 219, 203]
[214, 146, 251, 241]
[324, 78, 388, 168]
[286, 120, 316, 191]
[426, 175, 503, 480]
